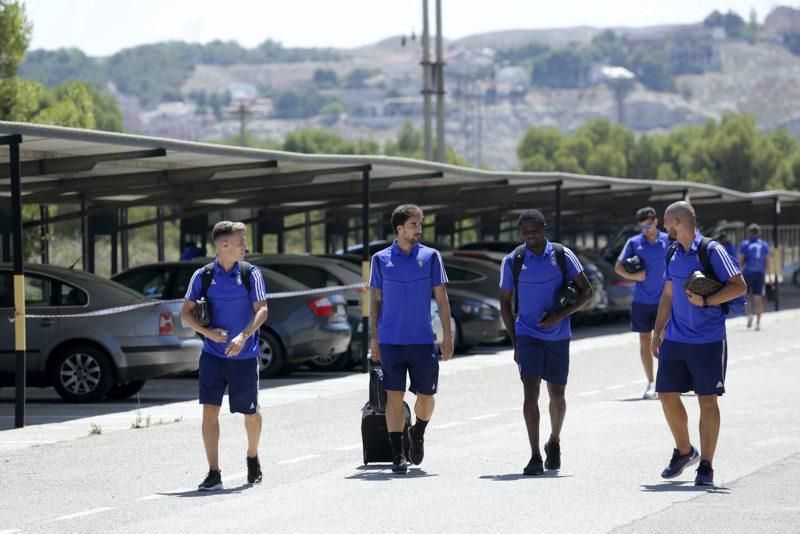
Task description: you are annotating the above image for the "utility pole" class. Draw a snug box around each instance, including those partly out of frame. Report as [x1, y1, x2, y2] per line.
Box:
[434, 0, 445, 163]
[230, 100, 253, 146]
[421, 0, 433, 161]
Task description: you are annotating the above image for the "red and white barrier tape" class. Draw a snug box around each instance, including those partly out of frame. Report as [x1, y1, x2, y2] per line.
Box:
[8, 282, 367, 322]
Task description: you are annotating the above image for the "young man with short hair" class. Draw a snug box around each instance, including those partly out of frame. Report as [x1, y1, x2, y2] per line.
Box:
[615, 206, 670, 399]
[181, 221, 269, 490]
[499, 209, 593, 475]
[369, 204, 454, 474]
[652, 202, 746, 486]
[739, 224, 770, 331]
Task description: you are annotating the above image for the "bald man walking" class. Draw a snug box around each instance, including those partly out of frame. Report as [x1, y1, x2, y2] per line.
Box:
[651, 201, 746, 486]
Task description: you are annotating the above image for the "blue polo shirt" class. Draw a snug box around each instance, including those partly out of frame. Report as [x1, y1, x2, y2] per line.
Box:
[664, 231, 741, 344]
[739, 237, 770, 274]
[499, 241, 584, 341]
[185, 260, 268, 359]
[618, 231, 670, 305]
[369, 241, 448, 345]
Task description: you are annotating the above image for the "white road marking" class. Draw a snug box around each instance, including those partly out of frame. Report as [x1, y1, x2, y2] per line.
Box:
[51, 507, 115, 522]
[776, 348, 790, 353]
[577, 390, 600, 397]
[793, 344, 800, 350]
[334, 444, 362, 451]
[221, 471, 247, 482]
[605, 384, 626, 390]
[0, 529, 21, 533]
[631, 379, 649, 385]
[276, 454, 319, 465]
[742, 356, 754, 360]
[137, 494, 166, 501]
[431, 422, 465, 429]
[469, 413, 500, 420]
[760, 351, 773, 356]
[0, 440, 56, 444]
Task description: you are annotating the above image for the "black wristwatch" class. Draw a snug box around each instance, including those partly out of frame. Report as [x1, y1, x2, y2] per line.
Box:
[702, 296, 709, 308]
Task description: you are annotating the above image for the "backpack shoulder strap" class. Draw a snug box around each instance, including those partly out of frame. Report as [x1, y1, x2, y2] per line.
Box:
[698, 237, 719, 282]
[200, 262, 215, 298]
[240, 261, 253, 293]
[511, 245, 527, 314]
[551, 242, 569, 286]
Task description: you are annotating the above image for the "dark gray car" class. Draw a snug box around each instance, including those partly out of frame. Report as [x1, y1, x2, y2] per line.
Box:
[0, 264, 202, 402]
[111, 261, 351, 377]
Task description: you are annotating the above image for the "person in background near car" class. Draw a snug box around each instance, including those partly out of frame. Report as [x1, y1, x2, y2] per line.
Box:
[499, 209, 593, 476]
[651, 201, 746, 486]
[180, 241, 205, 261]
[717, 233, 737, 260]
[739, 224, 770, 331]
[369, 204, 454, 474]
[614, 207, 670, 400]
[180, 221, 269, 490]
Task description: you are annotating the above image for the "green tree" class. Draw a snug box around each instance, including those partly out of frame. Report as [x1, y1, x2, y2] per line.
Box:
[516, 127, 563, 162]
[313, 68, 339, 89]
[585, 144, 627, 176]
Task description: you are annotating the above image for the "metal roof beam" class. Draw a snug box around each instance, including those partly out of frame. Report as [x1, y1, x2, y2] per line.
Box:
[0, 148, 168, 179]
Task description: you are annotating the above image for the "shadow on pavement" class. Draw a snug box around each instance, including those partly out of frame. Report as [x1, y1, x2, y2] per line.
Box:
[159, 482, 253, 497]
[347, 465, 438, 480]
[640, 481, 730, 493]
[480, 472, 574, 481]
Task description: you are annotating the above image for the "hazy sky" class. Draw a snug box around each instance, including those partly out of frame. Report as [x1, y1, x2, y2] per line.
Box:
[26, 0, 785, 56]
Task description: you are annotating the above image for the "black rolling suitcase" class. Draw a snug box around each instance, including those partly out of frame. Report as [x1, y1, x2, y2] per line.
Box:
[362, 361, 411, 464]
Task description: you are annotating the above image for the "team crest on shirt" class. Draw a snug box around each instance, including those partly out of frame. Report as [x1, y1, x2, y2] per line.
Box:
[418, 259, 425, 268]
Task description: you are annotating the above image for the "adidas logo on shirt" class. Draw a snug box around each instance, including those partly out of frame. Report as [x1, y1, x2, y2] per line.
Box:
[210, 279, 217, 285]
[521, 264, 528, 270]
[386, 261, 394, 268]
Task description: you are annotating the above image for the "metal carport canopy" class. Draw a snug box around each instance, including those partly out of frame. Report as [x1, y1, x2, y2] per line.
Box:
[2, 121, 799, 224]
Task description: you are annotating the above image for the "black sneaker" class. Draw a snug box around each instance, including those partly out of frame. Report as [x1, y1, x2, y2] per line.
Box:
[408, 425, 425, 465]
[392, 454, 409, 474]
[198, 468, 223, 491]
[544, 441, 561, 470]
[523, 454, 544, 476]
[247, 455, 262, 484]
[694, 460, 714, 486]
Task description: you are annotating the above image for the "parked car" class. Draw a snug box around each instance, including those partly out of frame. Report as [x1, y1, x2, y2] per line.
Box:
[0, 264, 202, 402]
[577, 248, 633, 315]
[111, 260, 351, 377]
[246, 254, 365, 371]
[447, 287, 506, 351]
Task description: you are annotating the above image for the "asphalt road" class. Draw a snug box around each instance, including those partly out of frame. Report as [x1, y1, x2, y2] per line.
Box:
[1, 310, 799, 533]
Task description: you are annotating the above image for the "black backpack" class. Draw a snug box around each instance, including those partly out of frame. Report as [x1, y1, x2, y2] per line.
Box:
[665, 238, 745, 316]
[511, 243, 569, 314]
[200, 261, 253, 296]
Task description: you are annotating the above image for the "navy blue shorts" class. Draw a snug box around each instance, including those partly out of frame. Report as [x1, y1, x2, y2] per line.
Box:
[630, 302, 659, 332]
[198, 352, 260, 414]
[744, 272, 765, 296]
[656, 339, 727, 396]
[516, 336, 570, 386]
[379, 344, 439, 395]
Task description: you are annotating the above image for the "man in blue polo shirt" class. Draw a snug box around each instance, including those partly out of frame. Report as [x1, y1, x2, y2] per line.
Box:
[615, 206, 670, 399]
[739, 223, 771, 331]
[181, 221, 269, 491]
[369, 204, 454, 474]
[499, 209, 593, 476]
[651, 202, 746, 486]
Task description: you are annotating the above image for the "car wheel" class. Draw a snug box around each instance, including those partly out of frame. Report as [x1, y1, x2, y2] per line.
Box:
[258, 330, 285, 378]
[307, 352, 350, 372]
[106, 380, 147, 400]
[50, 345, 114, 403]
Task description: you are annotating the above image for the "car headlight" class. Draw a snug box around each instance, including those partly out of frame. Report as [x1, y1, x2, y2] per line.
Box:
[459, 301, 492, 316]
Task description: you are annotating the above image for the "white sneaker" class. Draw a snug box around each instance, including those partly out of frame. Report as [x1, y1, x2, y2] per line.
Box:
[755, 323, 761, 331]
[643, 382, 657, 399]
